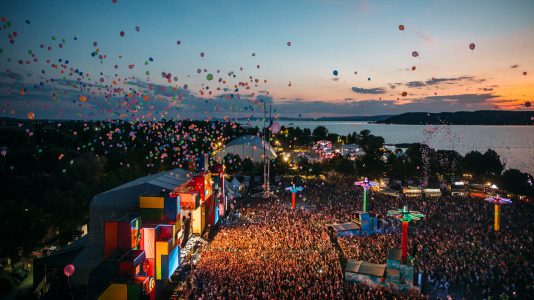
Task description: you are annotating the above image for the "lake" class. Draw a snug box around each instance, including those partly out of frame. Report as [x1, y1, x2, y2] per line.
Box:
[253, 121, 534, 175]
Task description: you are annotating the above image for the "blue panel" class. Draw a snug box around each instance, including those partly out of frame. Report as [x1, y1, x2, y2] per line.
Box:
[168, 245, 179, 278]
[176, 195, 180, 214]
[161, 255, 169, 280]
[164, 195, 178, 221]
[360, 213, 371, 233]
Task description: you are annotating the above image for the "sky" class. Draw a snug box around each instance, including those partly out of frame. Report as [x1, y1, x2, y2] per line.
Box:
[0, 0, 533, 120]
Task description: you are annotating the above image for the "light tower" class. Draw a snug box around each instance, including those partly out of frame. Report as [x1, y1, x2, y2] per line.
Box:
[354, 177, 378, 212]
[484, 195, 512, 232]
[286, 183, 304, 209]
[387, 205, 424, 264]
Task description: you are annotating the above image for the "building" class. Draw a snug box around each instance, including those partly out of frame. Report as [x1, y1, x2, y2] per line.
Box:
[340, 144, 366, 159]
[33, 159, 224, 300]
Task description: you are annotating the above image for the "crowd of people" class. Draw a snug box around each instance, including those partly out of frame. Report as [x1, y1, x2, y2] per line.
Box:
[190, 177, 534, 299]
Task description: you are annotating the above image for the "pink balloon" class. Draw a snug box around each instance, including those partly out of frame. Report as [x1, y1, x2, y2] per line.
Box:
[64, 264, 75, 277]
[469, 43, 475, 50]
[412, 51, 419, 57]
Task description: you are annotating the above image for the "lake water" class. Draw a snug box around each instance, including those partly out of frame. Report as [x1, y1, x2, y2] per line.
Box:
[253, 121, 534, 175]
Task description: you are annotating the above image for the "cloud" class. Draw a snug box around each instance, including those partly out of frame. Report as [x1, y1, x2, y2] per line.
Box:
[0, 73, 506, 120]
[351, 87, 386, 94]
[401, 76, 481, 89]
[271, 93, 501, 117]
[0, 71, 24, 82]
[415, 30, 436, 44]
[405, 81, 426, 88]
[425, 76, 474, 85]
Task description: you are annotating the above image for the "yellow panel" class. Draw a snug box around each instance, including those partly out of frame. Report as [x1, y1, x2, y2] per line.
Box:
[98, 283, 127, 300]
[192, 206, 202, 234]
[139, 196, 164, 209]
[155, 240, 170, 280]
[156, 249, 161, 280]
[156, 241, 169, 255]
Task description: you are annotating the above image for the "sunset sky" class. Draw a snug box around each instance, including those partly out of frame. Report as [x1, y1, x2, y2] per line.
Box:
[0, 0, 533, 119]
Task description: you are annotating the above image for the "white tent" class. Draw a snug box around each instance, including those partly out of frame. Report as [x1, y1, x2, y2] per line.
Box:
[214, 135, 276, 163]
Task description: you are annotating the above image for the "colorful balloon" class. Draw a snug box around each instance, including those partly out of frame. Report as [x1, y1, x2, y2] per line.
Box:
[469, 43, 476, 50]
[287, 41, 292, 46]
[207, 73, 214, 80]
[64, 264, 75, 276]
[412, 51, 419, 57]
[120, 31, 125, 37]
[135, 26, 140, 32]
[399, 24, 405, 30]
[27, 112, 35, 120]
[411, 66, 416, 71]
[526, 101, 532, 108]
[333, 70, 338, 76]
[523, 71, 528, 76]
[402, 91, 408, 97]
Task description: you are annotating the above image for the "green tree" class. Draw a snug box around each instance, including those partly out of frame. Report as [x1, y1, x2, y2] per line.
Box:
[312, 126, 329, 141]
[482, 149, 504, 176]
[498, 169, 534, 196]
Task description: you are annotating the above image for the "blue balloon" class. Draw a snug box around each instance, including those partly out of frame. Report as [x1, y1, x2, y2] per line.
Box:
[333, 70, 338, 76]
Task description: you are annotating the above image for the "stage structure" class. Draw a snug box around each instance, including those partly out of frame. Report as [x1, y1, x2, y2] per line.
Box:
[484, 195, 512, 231]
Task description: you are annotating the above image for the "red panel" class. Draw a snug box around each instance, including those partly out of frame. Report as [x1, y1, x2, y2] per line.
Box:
[104, 221, 118, 258]
[146, 258, 155, 277]
[157, 225, 173, 241]
[118, 260, 135, 277]
[117, 222, 131, 250]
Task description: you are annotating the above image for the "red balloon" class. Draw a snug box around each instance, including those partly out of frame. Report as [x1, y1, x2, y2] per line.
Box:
[402, 91, 408, 97]
[526, 101, 532, 108]
[64, 264, 75, 277]
[411, 66, 416, 71]
[399, 25, 405, 31]
[523, 71, 528, 76]
[469, 43, 475, 50]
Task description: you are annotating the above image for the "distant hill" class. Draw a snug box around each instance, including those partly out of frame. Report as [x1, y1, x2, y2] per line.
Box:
[241, 115, 394, 122]
[378, 111, 534, 125]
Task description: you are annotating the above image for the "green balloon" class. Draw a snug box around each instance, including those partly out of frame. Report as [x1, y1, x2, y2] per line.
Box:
[206, 73, 214, 81]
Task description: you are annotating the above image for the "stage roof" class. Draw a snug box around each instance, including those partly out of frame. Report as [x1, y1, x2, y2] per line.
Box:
[345, 260, 386, 277]
[328, 222, 361, 232]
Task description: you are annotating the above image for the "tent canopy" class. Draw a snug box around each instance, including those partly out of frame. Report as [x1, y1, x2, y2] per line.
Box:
[214, 135, 276, 163]
[345, 260, 386, 277]
[328, 222, 361, 233]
